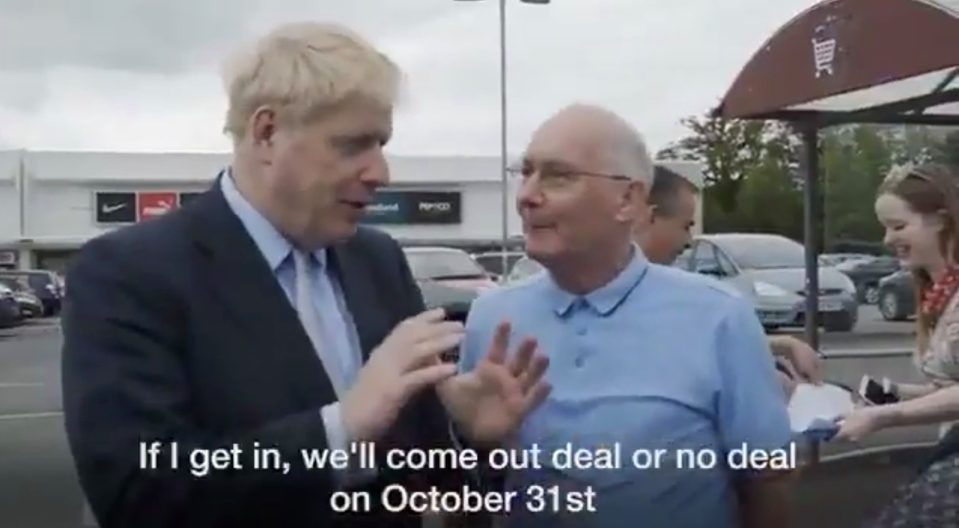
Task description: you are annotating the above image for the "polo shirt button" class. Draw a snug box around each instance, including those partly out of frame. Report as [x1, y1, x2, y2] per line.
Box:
[574, 356, 585, 368]
[577, 328, 587, 336]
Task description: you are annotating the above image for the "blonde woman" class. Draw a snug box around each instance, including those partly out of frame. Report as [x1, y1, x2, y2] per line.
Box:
[837, 163, 959, 442]
[835, 163, 959, 527]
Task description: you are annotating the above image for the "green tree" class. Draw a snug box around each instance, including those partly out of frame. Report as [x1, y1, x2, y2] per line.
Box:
[658, 111, 781, 214]
[820, 125, 894, 246]
[734, 148, 804, 240]
[933, 129, 959, 168]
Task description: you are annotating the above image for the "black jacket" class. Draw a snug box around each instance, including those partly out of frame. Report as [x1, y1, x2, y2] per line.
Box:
[61, 181, 458, 528]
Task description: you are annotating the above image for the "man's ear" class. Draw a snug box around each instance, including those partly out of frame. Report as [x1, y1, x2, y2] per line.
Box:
[618, 181, 648, 223]
[249, 106, 278, 161]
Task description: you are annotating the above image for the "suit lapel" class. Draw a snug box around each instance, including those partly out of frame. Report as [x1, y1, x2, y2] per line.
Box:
[186, 180, 336, 407]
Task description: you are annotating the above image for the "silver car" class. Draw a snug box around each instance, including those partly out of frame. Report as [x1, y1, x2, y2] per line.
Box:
[678, 233, 859, 332]
[505, 256, 544, 283]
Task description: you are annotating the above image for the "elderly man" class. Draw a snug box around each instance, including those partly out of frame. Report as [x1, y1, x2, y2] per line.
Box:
[62, 22, 548, 528]
[459, 104, 794, 527]
[635, 165, 824, 395]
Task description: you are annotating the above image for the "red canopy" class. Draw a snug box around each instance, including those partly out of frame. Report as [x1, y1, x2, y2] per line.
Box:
[716, 0, 959, 125]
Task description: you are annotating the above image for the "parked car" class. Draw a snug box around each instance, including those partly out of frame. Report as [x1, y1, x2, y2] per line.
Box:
[402, 247, 498, 293]
[679, 233, 860, 332]
[819, 253, 873, 268]
[0, 277, 44, 318]
[417, 281, 479, 323]
[0, 269, 63, 316]
[472, 251, 526, 282]
[505, 256, 545, 284]
[836, 255, 902, 304]
[0, 283, 23, 327]
[877, 269, 916, 321]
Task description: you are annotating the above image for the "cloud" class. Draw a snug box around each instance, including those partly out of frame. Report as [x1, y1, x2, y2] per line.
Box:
[0, 0, 820, 155]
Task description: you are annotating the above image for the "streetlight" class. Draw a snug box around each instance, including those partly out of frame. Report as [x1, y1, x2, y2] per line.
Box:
[454, 0, 551, 278]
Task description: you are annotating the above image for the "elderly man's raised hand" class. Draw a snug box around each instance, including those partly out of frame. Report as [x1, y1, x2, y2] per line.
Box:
[439, 321, 551, 446]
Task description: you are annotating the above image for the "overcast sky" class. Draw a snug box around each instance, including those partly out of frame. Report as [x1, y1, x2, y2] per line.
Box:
[0, 0, 820, 156]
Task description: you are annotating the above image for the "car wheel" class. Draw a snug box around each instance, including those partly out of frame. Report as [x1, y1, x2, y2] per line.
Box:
[864, 285, 880, 305]
[879, 290, 907, 321]
[824, 311, 856, 332]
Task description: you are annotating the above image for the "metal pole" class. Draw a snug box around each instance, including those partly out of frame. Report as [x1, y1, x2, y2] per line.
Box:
[17, 151, 26, 241]
[802, 122, 821, 351]
[499, 0, 510, 275]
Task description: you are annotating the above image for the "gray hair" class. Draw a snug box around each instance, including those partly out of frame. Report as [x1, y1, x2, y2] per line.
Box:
[615, 131, 654, 185]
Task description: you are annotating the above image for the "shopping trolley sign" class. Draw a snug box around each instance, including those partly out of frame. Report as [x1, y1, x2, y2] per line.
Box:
[811, 16, 840, 79]
[812, 37, 837, 78]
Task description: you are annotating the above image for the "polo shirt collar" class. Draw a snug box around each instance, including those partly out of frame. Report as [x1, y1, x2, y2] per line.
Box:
[548, 244, 650, 317]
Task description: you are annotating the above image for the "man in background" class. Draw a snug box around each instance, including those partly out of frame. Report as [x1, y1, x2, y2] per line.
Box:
[634, 165, 700, 266]
[635, 164, 824, 394]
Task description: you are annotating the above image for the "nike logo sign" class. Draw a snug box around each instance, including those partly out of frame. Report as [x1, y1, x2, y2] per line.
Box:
[101, 203, 127, 214]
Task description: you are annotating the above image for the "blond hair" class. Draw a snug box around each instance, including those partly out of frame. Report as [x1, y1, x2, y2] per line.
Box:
[878, 163, 959, 356]
[222, 22, 401, 140]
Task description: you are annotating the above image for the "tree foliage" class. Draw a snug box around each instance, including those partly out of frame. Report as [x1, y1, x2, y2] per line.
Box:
[658, 111, 785, 214]
[662, 112, 958, 248]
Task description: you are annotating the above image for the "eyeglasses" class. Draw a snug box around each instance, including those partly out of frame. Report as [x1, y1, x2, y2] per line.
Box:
[506, 162, 632, 190]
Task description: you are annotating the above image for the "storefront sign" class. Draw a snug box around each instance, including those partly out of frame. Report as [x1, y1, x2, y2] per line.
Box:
[0, 250, 17, 267]
[362, 191, 461, 225]
[94, 192, 137, 224]
[178, 192, 203, 206]
[137, 191, 178, 221]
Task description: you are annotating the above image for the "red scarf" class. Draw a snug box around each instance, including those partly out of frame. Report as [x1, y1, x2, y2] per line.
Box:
[920, 265, 959, 325]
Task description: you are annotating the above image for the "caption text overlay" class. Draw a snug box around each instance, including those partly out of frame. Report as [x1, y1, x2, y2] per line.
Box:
[138, 441, 796, 514]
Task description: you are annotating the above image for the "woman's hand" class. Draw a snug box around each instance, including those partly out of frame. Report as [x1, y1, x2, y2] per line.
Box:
[834, 405, 896, 442]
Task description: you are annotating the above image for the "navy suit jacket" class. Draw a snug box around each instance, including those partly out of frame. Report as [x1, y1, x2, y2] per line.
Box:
[61, 181, 459, 527]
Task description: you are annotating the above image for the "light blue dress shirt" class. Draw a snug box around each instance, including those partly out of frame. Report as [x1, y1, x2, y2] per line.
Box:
[459, 246, 792, 527]
[220, 171, 367, 483]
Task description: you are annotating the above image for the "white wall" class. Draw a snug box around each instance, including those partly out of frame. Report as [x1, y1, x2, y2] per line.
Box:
[7, 151, 703, 250]
[17, 151, 519, 247]
[0, 151, 22, 244]
[23, 181, 211, 245]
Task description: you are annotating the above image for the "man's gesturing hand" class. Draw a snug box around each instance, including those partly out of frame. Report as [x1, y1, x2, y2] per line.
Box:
[438, 321, 551, 446]
[341, 308, 463, 443]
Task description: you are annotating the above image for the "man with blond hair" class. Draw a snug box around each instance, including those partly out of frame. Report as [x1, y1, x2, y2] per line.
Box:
[459, 104, 794, 527]
[62, 22, 549, 528]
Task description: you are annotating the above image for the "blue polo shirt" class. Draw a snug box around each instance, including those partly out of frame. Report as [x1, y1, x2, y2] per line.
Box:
[459, 247, 792, 527]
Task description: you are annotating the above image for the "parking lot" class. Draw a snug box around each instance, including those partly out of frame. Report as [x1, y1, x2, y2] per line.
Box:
[0, 307, 935, 527]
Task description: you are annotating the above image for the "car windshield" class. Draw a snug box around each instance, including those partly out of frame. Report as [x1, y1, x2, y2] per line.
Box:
[0, 272, 51, 290]
[509, 257, 544, 281]
[716, 236, 807, 270]
[673, 248, 692, 269]
[0, 278, 25, 292]
[404, 250, 486, 281]
[474, 253, 523, 276]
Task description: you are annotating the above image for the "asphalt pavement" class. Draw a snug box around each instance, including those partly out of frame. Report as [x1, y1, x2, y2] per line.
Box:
[0, 307, 936, 527]
[0, 320, 85, 528]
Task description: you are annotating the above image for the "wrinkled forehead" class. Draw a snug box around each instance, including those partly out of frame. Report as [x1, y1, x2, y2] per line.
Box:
[524, 119, 616, 170]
